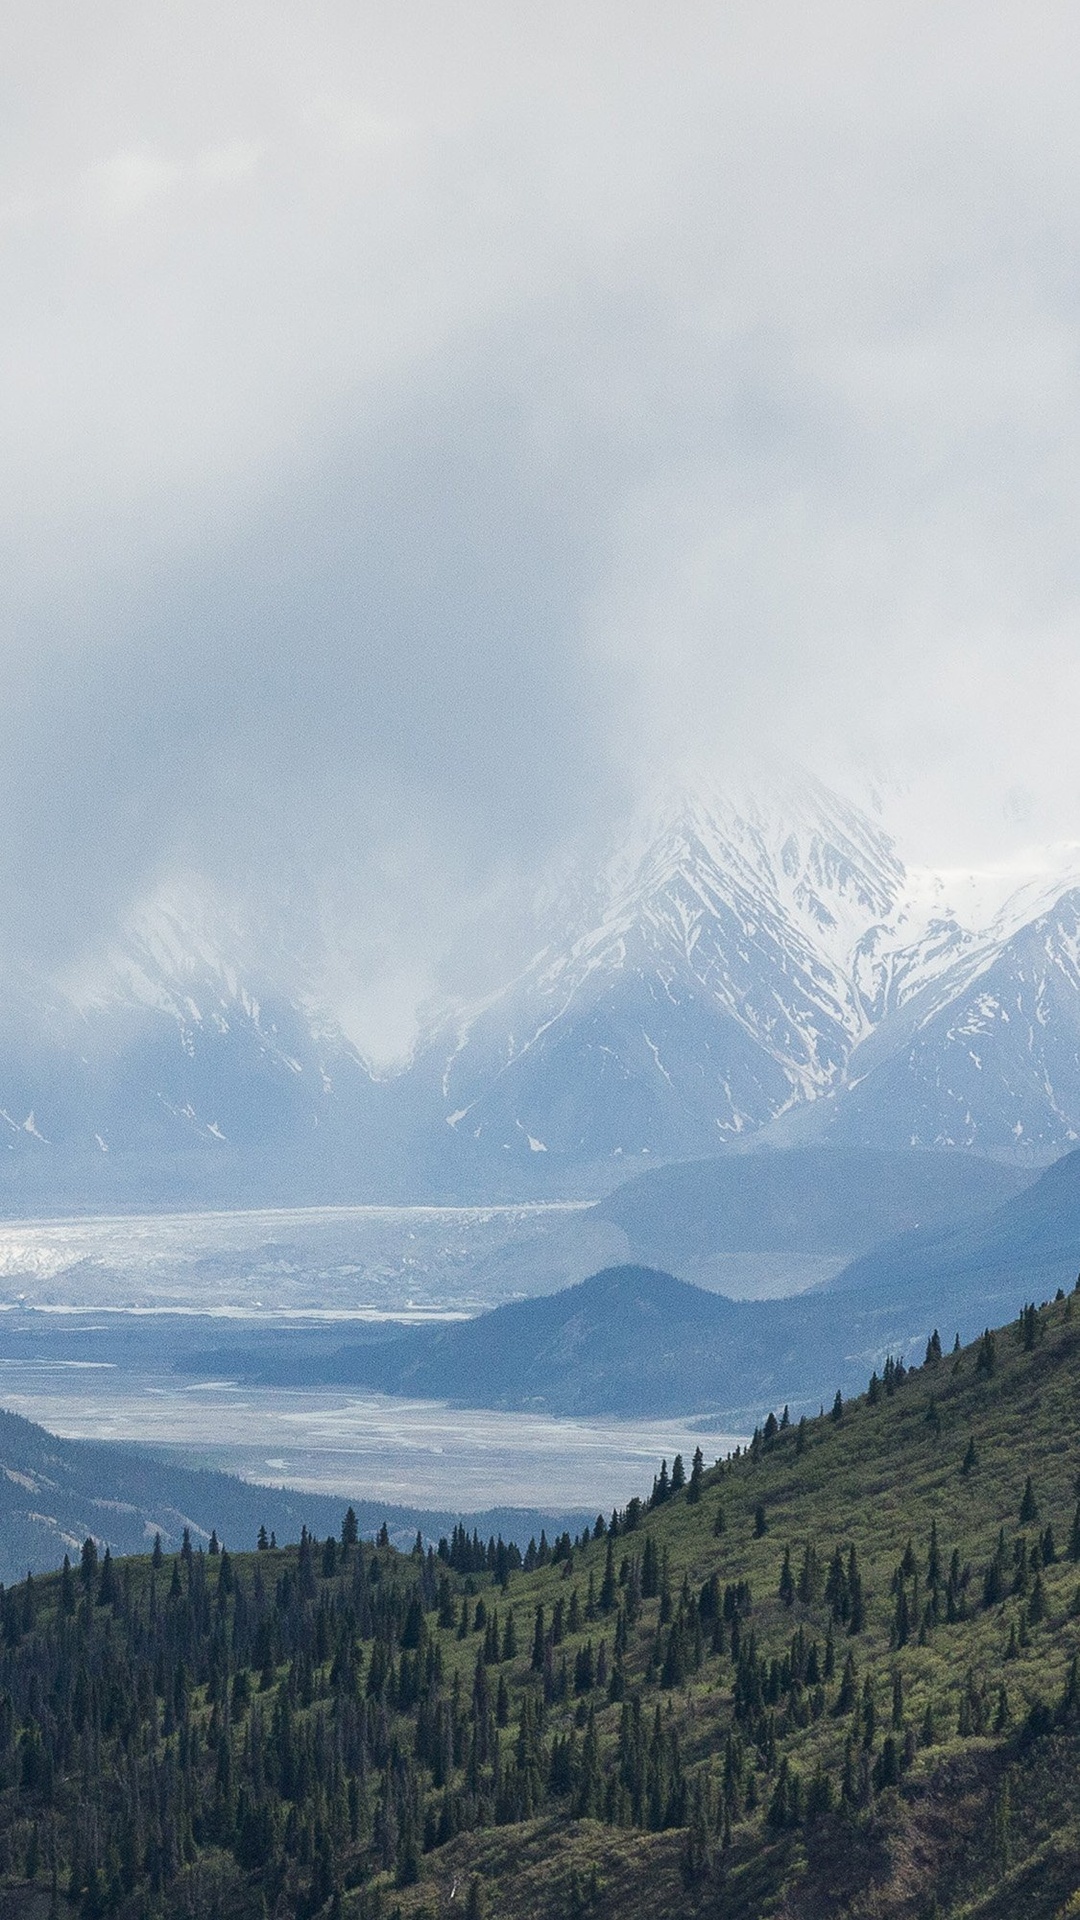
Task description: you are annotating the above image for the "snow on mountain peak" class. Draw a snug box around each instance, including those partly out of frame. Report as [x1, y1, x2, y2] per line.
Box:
[12, 770, 1080, 1185]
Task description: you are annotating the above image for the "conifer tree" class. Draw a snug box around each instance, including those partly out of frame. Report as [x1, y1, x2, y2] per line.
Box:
[836, 1650, 858, 1714]
[798, 1541, 820, 1606]
[847, 1546, 866, 1633]
[975, 1328, 997, 1376]
[681, 1778, 713, 1885]
[642, 1535, 660, 1598]
[1019, 1476, 1039, 1525]
[600, 1536, 617, 1612]
[1019, 1302, 1038, 1351]
[1029, 1571, 1047, 1624]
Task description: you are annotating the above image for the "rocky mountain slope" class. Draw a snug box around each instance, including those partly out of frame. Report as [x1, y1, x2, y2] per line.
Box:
[412, 778, 1080, 1181]
[1, 776, 1080, 1200]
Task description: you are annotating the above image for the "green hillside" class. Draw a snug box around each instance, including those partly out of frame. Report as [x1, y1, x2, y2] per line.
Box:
[4, 1291, 1080, 1916]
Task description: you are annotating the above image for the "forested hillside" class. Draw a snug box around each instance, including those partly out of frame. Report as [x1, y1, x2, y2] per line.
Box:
[5, 1292, 1080, 1915]
[0, 1406, 577, 1584]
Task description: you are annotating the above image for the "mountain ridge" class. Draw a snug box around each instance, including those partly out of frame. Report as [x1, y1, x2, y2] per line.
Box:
[1, 776, 1080, 1198]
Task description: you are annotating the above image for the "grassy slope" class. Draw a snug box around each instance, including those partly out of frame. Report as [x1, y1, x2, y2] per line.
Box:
[390, 1287, 1080, 1918]
[8, 1292, 1080, 1916]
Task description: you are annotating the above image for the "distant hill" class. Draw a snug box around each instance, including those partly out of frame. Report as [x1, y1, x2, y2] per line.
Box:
[595, 1145, 1028, 1267]
[0, 1406, 585, 1582]
[324, 1265, 768, 1416]
[198, 1198, 1080, 1420]
[825, 1143, 1080, 1318]
[186, 1264, 883, 1419]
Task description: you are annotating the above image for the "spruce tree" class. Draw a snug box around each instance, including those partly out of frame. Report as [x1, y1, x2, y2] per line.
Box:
[778, 1548, 795, 1608]
[975, 1329, 997, 1377]
[1019, 1476, 1039, 1526]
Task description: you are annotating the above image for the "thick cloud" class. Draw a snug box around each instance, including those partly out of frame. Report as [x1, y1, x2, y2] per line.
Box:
[2, 3, 1080, 1050]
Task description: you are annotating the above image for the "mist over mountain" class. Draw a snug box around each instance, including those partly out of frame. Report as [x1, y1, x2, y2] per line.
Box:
[0, 773, 1078, 1205]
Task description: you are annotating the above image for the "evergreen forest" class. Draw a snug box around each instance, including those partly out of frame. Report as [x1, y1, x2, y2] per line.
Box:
[6, 1293, 1080, 1916]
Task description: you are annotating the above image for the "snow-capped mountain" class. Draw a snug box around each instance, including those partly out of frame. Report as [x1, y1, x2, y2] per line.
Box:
[406, 774, 906, 1170]
[0, 882, 397, 1206]
[0, 773, 1079, 1204]
[795, 879, 1080, 1160]
[405, 777, 1080, 1180]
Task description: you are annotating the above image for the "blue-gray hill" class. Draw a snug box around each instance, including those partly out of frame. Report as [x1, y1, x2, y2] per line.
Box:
[595, 1145, 1028, 1264]
[215, 1266, 842, 1418]
[826, 1142, 1080, 1318]
[204, 1163, 1080, 1417]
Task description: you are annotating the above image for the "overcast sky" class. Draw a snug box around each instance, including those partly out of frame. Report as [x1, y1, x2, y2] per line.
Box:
[4, 4, 1080, 1052]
